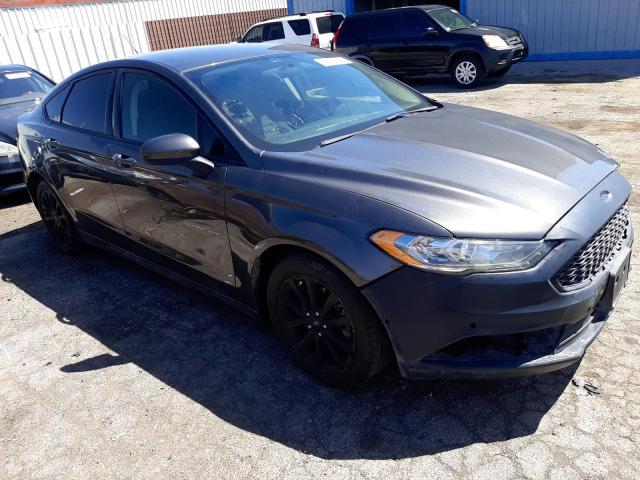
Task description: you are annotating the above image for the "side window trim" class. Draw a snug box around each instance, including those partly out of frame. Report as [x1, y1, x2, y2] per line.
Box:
[43, 84, 71, 123]
[113, 68, 242, 164]
[56, 70, 116, 137]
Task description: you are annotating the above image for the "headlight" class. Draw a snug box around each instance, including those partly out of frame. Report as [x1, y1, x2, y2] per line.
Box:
[483, 35, 510, 50]
[370, 230, 556, 274]
[0, 141, 19, 159]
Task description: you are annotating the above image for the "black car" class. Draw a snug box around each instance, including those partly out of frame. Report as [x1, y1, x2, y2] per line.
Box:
[18, 44, 632, 387]
[333, 5, 528, 87]
[0, 65, 55, 196]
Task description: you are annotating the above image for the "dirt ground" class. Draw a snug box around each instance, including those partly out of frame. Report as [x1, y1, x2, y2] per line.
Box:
[1, 59, 639, 479]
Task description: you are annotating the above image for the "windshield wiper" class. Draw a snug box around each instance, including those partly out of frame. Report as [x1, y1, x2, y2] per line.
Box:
[385, 106, 439, 123]
[320, 105, 441, 147]
[319, 130, 363, 147]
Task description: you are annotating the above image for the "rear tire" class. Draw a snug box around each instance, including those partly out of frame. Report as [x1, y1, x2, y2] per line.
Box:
[451, 54, 484, 88]
[36, 181, 83, 254]
[267, 253, 389, 388]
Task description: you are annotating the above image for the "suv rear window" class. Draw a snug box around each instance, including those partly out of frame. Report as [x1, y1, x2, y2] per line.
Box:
[316, 14, 344, 34]
[288, 19, 311, 35]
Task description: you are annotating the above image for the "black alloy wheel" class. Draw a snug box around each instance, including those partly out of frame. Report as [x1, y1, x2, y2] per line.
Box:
[278, 274, 356, 374]
[268, 254, 388, 387]
[37, 181, 81, 253]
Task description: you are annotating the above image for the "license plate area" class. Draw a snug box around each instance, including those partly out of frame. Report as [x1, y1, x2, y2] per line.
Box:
[601, 247, 632, 311]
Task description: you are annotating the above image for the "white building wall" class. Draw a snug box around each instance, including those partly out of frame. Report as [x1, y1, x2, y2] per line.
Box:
[0, 0, 287, 82]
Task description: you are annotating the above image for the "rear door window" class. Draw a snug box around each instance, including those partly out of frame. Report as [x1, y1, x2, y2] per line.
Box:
[368, 14, 400, 42]
[264, 22, 285, 41]
[288, 19, 311, 36]
[401, 11, 431, 38]
[316, 14, 344, 34]
[61, 73, 112, 134]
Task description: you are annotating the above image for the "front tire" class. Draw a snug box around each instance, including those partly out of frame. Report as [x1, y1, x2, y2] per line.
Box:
[451, 55, 484, 88]
[36, 181, 82, 254]
[267, 254, 388, 388]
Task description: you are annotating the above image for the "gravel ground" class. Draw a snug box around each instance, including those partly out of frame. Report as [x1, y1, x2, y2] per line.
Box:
[1, 59, 639, 479]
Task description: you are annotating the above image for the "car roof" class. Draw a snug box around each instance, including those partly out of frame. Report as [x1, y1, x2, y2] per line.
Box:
[0, 64, 34, 74]
[133, 43, 320, 73]
[349, 4, 450, 16]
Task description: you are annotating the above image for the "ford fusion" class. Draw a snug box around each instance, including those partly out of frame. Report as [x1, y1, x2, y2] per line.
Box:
[1, 65, 54, 195]
[17, 45, 632, 387]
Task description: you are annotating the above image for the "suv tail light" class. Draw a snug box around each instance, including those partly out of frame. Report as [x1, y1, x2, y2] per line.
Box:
[331, 21, 344, 51]
[311, 33, 320, 48]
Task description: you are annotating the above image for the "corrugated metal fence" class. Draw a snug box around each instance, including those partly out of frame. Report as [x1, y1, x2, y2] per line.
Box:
[0, 0, 287, 82]
[465, 0, 640, 60]
[292, 0, 347, 13]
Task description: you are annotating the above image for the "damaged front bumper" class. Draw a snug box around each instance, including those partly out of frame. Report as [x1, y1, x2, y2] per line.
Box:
[362, 172, 633, 380]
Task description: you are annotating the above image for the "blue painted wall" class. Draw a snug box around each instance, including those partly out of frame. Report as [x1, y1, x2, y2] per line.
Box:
[466, 0, 640, 61]
[290, 0, 350, 14]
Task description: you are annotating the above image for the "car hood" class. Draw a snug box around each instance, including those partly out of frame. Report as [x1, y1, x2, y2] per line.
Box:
[262, 103, 618, 239]
[0, 99, 39, 144]
[454, 24, 519, 39]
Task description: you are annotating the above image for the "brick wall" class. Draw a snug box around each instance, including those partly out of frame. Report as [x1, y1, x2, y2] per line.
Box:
[145, 8, 287, 51]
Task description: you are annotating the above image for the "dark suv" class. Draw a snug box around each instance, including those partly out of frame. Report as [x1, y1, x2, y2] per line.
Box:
[333, 5, 528, 87]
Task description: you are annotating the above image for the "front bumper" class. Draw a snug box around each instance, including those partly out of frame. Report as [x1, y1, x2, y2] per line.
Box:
[0, 155, 26, 196]
[361, 172, 632, 379]
[484, 45, 529, 72]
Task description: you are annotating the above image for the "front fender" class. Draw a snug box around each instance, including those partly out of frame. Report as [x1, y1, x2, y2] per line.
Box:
[445, 46, 487, 70]
[224, 165, 450, 305]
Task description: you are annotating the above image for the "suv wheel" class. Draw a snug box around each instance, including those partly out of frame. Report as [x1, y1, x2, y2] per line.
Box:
[451, 55, 484, 88]
[267, 253, 388, 388]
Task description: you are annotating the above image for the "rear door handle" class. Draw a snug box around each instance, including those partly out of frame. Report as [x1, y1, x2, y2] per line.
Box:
[112, 153, 136, 169]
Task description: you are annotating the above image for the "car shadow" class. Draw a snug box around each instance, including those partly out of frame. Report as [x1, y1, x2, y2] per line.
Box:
[407, 59, 640, 95]
[0, 222, 576, 460]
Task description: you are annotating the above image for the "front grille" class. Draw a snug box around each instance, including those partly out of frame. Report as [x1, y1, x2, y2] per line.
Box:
[507, 35, 524, 48]
[555, 202, 630, 289]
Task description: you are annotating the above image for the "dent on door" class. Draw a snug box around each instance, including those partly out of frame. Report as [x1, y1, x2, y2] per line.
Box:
[109, 154, 235, 287]
[44, 125, 124, 238]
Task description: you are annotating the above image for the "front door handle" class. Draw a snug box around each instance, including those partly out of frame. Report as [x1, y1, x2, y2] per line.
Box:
[112, 153, 136, 169]
[45, 138, 59, 149]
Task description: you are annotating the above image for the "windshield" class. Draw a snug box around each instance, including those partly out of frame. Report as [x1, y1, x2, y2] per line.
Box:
[187, 52, 432, 151]
[0, 70, 54, 106]
[427, 8, 476, 31]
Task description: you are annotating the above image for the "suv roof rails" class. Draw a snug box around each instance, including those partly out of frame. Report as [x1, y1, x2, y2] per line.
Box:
[261, 9, 335, 22]
[296, 10, 335, 16]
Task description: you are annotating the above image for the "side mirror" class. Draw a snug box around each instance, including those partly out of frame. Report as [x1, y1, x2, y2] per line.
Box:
[424, 27, 438, 37]
[140, 133, 200, 165]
